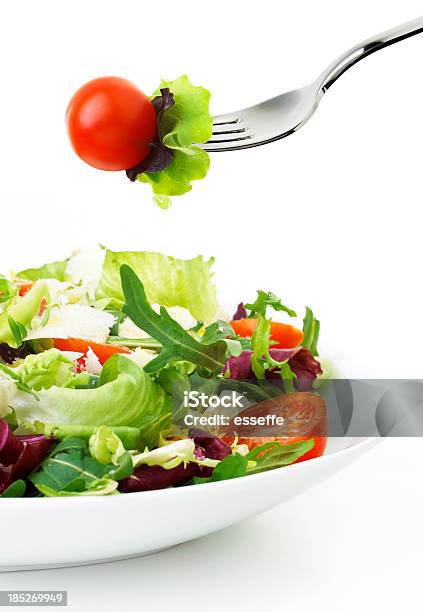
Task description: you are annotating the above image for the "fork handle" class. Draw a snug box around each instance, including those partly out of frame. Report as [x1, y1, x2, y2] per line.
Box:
[318, 17, 423, 92]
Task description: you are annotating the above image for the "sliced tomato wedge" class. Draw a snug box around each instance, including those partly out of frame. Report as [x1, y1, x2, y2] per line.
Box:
[15, 279, 34, 297]
[54, 338, 131, 366]
[223, 391, 327, 464]
[230, 318, 304, 349]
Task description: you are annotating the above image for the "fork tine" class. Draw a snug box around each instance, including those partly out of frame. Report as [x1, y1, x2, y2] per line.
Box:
[207, 133, 252, 144]
[212, 123, 247, 136]
[212, 113, 240, 126]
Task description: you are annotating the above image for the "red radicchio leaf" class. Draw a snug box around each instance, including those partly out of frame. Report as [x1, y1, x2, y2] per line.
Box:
[224, 348, 322, 391]
[232, 303, 247, 320]
[118, 461, 198, 493]
[0, 419, 54, 494]
[188, 428, 231, 461]
[189, 428, 232, 478]
[126, 88, 175, 181]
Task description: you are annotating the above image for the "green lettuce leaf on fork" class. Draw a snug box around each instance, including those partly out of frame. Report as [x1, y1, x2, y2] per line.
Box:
[138, 75, 212, 208]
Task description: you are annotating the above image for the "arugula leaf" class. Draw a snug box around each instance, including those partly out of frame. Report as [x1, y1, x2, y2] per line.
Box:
[36, 479, 118, 497]
[201, 320, 235, 344]
[247, 439, 315, 474]
[192, 440, 315, 485]
[302, 307, 320, 356]
[30, 437, 116, 495]
[120, 265, 227, 374]
[0, 479, 26, 498]
[108, 452, 134, 481]
[7, 316, 27, 347]
[192, 453, 248, 484]
[201, 320, 242, 357]
[245, 290, 296, 319]
[251, 315, 296, 392]
[107, 336, 162, 351]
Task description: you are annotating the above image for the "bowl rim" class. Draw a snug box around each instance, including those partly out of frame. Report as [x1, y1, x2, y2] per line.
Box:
[0, 437, 378, 506]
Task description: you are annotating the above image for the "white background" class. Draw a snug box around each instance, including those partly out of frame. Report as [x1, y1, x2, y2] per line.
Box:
[1, 0, 423, 609]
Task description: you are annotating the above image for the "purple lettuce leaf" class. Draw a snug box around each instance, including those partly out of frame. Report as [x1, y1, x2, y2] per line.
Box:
[232, 303, 247, 321]
[126, 88, 175, 181]
[118, 461, 198, 493]
[151, 88, 175, 116]
[189, 428, 232, 478]
[0, 419, 54, 494]
[189, 428, 231, 461]
[224, 347, 322, 391]
[126, 142, 174, 181]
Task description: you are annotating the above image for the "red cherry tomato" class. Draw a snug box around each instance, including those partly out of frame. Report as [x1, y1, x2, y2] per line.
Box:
[223, 392, 327, 464]
[230, 318, 304, 349]
[66, 76, 157, 171]
[54, 338, 131, 366]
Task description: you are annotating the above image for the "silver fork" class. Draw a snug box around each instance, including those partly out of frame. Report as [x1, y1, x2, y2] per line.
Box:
[200, 17, 423, 152]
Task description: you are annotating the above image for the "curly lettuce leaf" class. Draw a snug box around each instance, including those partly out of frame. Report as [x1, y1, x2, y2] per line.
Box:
[17, 258, 69, 282]
[88, 425, 126, 465]
[10, 354, 169, 430]
[139, 147, 210, 209]
[138, 75, 212, 207]
[96, 249, 218, 321]
[154, 75, 213, 148]
[15, 349, 75, 391]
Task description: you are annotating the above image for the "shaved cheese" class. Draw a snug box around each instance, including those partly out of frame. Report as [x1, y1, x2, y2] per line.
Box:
[27, 304, 115, 343]
[84, 347, 103, 375]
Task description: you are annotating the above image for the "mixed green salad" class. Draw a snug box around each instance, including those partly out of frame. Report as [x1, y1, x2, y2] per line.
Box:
[0, 247, 326, 498]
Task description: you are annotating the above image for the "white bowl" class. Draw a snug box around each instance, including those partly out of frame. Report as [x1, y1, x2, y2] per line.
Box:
[0, 437, 378, 571]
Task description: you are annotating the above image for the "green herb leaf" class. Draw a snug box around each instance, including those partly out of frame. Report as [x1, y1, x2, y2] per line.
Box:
[1, 479, 26, 498]
[247, 439, 315, 474]
[30, 437, 116, 495]
[250, 314, 296, 390]
[192, 453, 248, 485]
[302, 307, 320, 356]
[120, 265, 227, 374]
[245, 290, 296, 319]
